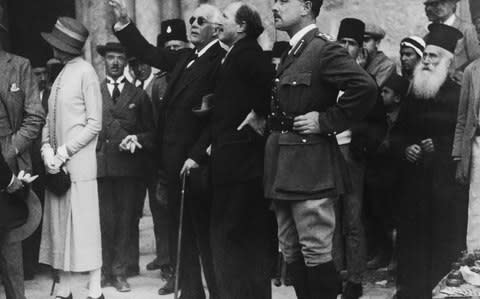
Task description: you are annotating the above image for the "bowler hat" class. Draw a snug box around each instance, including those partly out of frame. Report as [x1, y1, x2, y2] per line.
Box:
[426, 23, 463, 54]
[41, 17, 89, 55]
[96, 42, 127, 57]
[157, 19, 188, 47]
[338, 18, 365, 46]
[192, 93, 215, 117]
[6, 189, 42, 244]
[364, 23, 386, 41]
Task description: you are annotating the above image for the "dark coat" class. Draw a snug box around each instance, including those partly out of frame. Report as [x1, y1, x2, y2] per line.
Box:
[390, 78, 469, 295]
[194, 37, 272, 185]
[96, 80, 154, 178]
[264, 28, 377, 201]
[115, 23, 225, 181]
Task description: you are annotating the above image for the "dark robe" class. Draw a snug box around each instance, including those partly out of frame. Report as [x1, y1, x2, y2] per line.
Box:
[390, 77, 469, 299]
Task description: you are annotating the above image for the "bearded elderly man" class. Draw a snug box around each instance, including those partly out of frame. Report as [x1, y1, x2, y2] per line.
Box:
[390, 23, 468, 299]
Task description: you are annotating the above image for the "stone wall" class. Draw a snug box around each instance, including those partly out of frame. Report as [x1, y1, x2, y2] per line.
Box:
[76, 0, 473, 77]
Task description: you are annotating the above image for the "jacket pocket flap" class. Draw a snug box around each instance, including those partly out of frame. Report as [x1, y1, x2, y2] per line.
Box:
[280, 73, 312, 86]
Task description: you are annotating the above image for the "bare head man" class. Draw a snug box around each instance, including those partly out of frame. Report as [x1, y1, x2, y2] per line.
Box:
[219, 2, 264, 47]
[188, 4, 222, 50]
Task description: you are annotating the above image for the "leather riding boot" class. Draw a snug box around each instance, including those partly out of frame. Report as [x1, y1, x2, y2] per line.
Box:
[307, 261, 340, 299]
[287, 260, 310, 299]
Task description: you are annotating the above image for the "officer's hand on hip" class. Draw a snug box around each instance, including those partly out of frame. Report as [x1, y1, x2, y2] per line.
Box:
[293, 111, 320, 134]
[180, 158, 199, 177]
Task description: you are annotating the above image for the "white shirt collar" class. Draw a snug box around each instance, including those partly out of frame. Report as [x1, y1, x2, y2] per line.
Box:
[106, 75, 126, 84]
[289, 24, 317, 50]
[443, 14, 456, 26]
[136, 72, 155, 89]
[196, 39, 219, 58]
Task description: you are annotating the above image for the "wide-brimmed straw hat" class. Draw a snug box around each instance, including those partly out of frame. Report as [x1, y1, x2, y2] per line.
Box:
[41, 17, 89, 55]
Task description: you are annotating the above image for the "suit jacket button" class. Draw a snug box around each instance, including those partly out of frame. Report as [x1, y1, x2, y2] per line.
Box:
[292, 81, 297, 85]
[302, 138, 307, 143]
[106, 139, 110, 143]
[275, 78, 280, 82]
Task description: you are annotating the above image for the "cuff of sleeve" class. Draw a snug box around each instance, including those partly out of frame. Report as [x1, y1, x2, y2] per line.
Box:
[7, 175, 15, 188]
[114, 20, 131, 32]
[57, 145, 69, 161]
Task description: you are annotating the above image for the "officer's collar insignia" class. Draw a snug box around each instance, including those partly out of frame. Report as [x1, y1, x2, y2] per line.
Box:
[292, 39, 306, 57]
[317, 32, 335, 42]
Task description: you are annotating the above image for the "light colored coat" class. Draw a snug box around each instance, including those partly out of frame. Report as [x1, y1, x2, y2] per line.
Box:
[453, 58, 480, 181]
[42, 57, 102, 182]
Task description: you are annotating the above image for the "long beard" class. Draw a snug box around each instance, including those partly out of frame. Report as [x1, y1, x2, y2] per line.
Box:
[411, 58, 450, 100]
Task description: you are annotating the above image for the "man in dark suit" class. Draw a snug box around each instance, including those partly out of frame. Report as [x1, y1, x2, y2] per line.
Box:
[182, 3, 274, 298]
[110, 1, 224, 297]
[264, 0, 377, 298]
[95, 42, 154, 293]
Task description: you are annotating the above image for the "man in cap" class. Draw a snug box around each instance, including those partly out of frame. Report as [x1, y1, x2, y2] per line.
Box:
[424, 0, 480, 82]
[267, 0, 377, 298]
[390, 23, 468, 298]
[109, 0, 223, 297]
[95, 42, 154, 292]
[363, 23, 397, 87]
[335, 17, 388, 298]
[399, 36, 426, 81]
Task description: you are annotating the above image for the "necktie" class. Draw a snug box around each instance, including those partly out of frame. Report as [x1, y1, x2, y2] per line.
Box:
[138, 80, 144, 90]
[186, 52, 198, 69]
[112, 83, 120, 103]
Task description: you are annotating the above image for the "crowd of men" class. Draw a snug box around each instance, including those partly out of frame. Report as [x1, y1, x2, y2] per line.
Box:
[2, 0, 480, 298]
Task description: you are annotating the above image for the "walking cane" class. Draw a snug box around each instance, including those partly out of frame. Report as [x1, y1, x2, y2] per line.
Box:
[174, 172, 187, 299]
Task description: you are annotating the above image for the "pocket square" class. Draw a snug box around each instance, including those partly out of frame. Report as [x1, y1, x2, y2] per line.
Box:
[128, 103, 136, 109]
[10, 83, 20, 92]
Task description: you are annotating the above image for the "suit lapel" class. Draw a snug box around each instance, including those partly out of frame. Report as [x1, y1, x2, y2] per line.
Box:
[114, 82, 136, 112]
[163, 50, 196, 100]
[168, 42, 223, 103]
[0, 52, 15, 129]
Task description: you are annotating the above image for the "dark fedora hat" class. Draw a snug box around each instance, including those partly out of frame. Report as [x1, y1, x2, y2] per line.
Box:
[193, 93, 215, 117]
[6, 189, 42, 244]
[157, 19, 188, 47]
[41, 17, 89, 55]
[96, 42, 127, 57]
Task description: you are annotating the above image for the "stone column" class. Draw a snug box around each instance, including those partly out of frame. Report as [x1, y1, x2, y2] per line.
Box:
[76, 0, 136, 79]
[161, 0, 183, 20]
[135, 0, 161, 45]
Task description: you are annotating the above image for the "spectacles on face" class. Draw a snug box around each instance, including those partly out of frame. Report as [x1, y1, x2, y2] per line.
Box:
[189, 16, 219, 26]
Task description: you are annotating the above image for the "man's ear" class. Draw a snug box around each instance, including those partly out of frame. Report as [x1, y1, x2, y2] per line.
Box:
[393, 94, 402, 104]
[212, 25, 221, 38]
[300, 0, 313, 17]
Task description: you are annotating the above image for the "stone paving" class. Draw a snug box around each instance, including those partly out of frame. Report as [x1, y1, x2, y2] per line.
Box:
[2, 216, 396, 299]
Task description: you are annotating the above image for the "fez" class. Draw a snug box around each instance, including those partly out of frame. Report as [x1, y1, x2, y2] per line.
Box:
[337, 18, 365, 46]
[157, 19, 188, 47]
[96, 42, 127, 57]
[384, 73, 410, 97]
[426, 23, 463, 54]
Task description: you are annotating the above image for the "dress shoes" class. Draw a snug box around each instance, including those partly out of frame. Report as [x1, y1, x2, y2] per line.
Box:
[146, 257, 162, 271]
[158, 276, 175, 295]
[55, 294, 73, 299]
[112, 276, 131, 292]
[100, 273, 112, 288]
[86, 294, 104, 299]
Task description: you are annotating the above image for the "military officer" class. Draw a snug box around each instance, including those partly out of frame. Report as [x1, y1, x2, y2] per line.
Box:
[265, 0, 377, 298]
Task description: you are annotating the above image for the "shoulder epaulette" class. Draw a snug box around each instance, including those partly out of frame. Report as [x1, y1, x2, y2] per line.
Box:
[316, 32, 335, 42]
